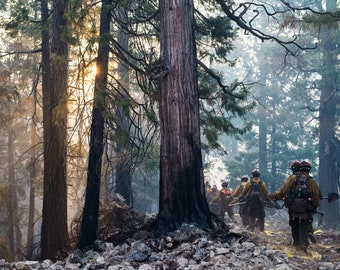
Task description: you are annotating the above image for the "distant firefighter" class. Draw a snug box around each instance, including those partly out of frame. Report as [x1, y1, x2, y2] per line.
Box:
[207, 184, 219, 214]
[211, 182, 235, 222]
[231, 175, 249, 226]
[231, 169, 271, 232]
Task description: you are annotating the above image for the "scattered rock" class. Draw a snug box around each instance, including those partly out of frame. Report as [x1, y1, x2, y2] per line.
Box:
[2, 203, 340, 270]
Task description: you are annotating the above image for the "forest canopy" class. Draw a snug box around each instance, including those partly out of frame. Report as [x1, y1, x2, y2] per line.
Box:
[0, 0, 339, 260]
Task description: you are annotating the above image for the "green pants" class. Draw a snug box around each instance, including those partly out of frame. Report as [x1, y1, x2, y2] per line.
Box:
[290, 217, 309, 250]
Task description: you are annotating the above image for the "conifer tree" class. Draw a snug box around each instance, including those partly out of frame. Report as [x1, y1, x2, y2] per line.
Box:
[79, 0, 113, 250]
[40, 0, 70, 259]
[154, 0, 212, 233]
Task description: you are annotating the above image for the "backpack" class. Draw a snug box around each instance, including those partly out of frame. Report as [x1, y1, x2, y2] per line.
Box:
[220, 189, 232, 206]
[289, 174, 312, 216]
[247, 180, 263, 210]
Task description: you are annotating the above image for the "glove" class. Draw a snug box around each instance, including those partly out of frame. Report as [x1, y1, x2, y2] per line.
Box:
[230, 199, 237, 205]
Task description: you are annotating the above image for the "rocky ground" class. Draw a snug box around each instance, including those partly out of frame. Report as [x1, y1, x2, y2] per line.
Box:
[245, 211, 340, 270]
[1, 202, 339, 270]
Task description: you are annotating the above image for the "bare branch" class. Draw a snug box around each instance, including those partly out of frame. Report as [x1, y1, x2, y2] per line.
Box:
[198, 59, 249, 100]
[214, 0, 318, 55]
[0, 48, 42, 58]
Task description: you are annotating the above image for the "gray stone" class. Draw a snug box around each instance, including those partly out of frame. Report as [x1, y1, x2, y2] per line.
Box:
[274, 264, 292, 270]
[126, 241, 152, 262]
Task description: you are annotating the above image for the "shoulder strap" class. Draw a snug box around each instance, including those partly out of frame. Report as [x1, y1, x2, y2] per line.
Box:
[250, 180, 262, 195]
[251, 180, 262, 186]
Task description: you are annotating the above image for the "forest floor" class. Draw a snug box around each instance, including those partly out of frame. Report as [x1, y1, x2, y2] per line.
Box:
[229, 209, 340, 267]
[2, 199, 338, 270]
[94, 199, 340, 268]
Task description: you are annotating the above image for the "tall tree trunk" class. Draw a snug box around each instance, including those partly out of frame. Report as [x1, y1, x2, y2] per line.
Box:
[26, 167, 36, 259]
[40, 0, 70, 259]
[318, 14, 339, 228]
[258, 88, 267, 176]
[318, 0, 339, 229]
[114, 5, 132, 205]
[7, 127, 16, 261]
[26, 123, 37, 259]
[39, 0, 51, 257]
[154, 0, 212, 234]
[270, 89, 279, 191]
[79, 0, 112, 250]
[270, 124, 277, 187]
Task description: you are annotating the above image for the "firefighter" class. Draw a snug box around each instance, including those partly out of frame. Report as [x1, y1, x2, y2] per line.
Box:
[210, 182, 235, 221]
[269, 161, 322, 253]
[231, 169, 271, 232]
[231, 175, 249, 226]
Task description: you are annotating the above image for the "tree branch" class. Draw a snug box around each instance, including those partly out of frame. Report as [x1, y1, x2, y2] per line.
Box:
[214, 0, 318, 56]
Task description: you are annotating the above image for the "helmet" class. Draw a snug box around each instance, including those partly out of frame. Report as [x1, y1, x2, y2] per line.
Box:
[299, 161, 311, 172]
[222, 182, 228, 188]
[290, 160, 300, 173]
[241, 175, 249, 182]
[251, 169, 260, 177]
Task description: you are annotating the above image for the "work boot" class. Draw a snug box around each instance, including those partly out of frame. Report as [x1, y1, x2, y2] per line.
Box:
[308, 233, 316, 244]
[301, 245, 308, 254]
[294, 243, 300, 251]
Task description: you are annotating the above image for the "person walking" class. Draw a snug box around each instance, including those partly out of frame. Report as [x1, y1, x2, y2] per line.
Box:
[269, 161, 322, 253]
[205, 181, 212, 200]
[210, 182, 235, 222]
[207, 184, 219, 214]
[231, 169, 270, 232]
[231, 175, 249, 226]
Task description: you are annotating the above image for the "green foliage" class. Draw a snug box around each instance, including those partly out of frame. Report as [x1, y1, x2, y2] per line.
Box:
[302, 13, 340, 32]
[198, 69, 255, 155]
[1, 0, 42, 40]
[196, 14, 236, 63]
[114, 128, 131, 147]
[222, 29, 322, 191]
[3, 1, 30, 31]
[226, 150, 259, 189]
[210, 16, 233, 41]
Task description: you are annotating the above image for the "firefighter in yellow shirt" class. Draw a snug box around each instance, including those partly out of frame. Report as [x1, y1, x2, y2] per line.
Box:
[231, 175, 249, 226]
[269, 161, 322, 253]
[231, 169, 270, 232]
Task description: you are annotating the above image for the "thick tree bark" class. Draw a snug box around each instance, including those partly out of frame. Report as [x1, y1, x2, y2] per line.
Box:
[40, 0, 70, 259]
[79, 0, 112, 250]
[154, 0, 212, 234]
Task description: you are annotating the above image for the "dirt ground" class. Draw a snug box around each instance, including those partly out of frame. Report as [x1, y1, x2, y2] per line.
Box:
[95, 199, 340, 268]
[234, 210, 340, 267]
[264, 226, 339, 261]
